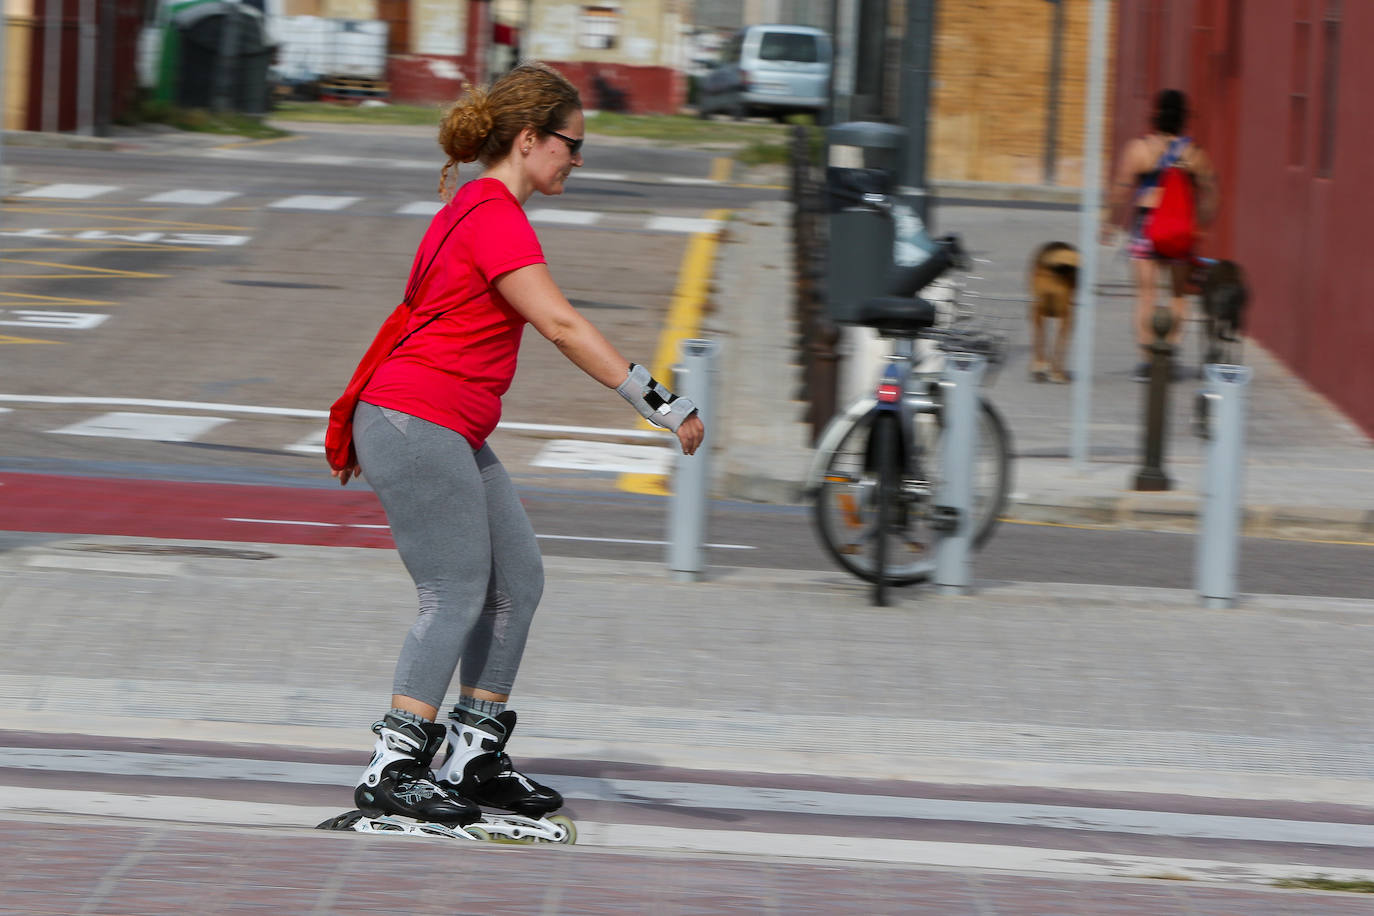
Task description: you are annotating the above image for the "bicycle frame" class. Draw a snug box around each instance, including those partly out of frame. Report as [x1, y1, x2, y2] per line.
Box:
[804, 336, 940, 495]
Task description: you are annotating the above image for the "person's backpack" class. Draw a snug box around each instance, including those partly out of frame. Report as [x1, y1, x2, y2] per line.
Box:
[1144, 137, 1197, 260]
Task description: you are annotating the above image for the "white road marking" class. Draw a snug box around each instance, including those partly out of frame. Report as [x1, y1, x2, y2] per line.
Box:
[0, 395, 328, 418]
[267, 195, 361, 211]
[498, 421, 670, 440]
[5, 748, 1373, 846]
[537, 534, 755, 550]
[663, 177, 720, 186]
[575, 170, 629, 182]
[645, 216, 724, 234]
[16, 183, 118, 200]
[526, 208, 602, 226]
[220, 519, 753, 549]
[532, 439, 672, 475]
[396, 201, 444, 216]
[49, 412, 230, 442]
[141, 190, 241, 205]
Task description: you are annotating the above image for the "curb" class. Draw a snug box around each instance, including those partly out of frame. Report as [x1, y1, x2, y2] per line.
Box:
[1009, 496, 1374, 540]
[3, 129, 116, 152]
[716, 469, 1374, 541]
[930, 179, 1082, 206]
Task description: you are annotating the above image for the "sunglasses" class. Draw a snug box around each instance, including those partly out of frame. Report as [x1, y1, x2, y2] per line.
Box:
[541, 127, 584, 156]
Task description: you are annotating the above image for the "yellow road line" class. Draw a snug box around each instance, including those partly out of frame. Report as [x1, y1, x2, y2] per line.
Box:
[0, 334, 62, 345]
[1, 246, 209, 254]
[618, 208, 730, 496]
[0, 209, 250, 231]
[0, 258, 168, 279]
[650, 209, 731, 386]
[709, 157, 733, 183]
[0, 292, 116, 306]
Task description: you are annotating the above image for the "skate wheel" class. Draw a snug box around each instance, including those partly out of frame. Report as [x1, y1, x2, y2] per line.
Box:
[465, 825, 491, 841]
[316, 810, 363, 831]
[547, 814, 577, 845]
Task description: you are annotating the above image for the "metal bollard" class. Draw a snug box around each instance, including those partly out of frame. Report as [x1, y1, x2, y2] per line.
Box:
[934, 352, 987, 593]
[1195, 364, 1251, 608]
[667, 339, 719, 582]
[1134, 307, 1175, 491]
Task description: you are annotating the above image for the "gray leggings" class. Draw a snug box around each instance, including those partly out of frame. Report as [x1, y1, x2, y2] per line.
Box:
[353, 401, 544, 708]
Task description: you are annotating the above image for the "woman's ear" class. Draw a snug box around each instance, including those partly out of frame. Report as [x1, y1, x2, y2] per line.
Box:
[517, 126, 537, 155]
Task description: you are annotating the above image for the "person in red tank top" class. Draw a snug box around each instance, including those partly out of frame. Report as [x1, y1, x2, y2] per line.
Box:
[329, 63, 705, 831]
[1107, 89, 1218, 382]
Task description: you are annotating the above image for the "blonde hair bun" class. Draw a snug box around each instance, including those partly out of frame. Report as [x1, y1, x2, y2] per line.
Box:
[440, 87, 495, 164]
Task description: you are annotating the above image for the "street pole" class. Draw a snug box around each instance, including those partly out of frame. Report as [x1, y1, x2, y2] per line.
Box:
[830, 0, 857, 125]
[95, 0, 114, 135]
[1043, 0, 1064, 185]
[77, 0, 94, 134]
[1070, 0, 1110, 470]
[897, 0, 934, 227]
[43, 0, 60, 132]
[0, 0, 6, 196]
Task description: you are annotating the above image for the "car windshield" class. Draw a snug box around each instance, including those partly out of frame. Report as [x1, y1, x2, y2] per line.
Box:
[758, 32, 819, 63]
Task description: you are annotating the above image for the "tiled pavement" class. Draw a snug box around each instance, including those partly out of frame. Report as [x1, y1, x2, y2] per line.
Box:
[2, 819, 1369, 915]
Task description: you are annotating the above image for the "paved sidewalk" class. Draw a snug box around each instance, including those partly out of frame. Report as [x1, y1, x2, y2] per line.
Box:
[712, 197, 1373, 540]
[2, 538, 1370, 804]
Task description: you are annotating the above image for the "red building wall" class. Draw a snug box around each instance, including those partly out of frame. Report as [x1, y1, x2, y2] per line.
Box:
[1114, 0, 1373, 437]
[25, 0, 142, 132]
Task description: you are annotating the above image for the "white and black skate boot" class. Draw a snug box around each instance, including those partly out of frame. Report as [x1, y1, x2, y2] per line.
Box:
[432, 708, 575, 843]
[353, 714, 480, 826]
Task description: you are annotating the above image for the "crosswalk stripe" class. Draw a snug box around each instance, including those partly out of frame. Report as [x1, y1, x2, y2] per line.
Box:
[397, 201, 444, 216]
[141, 190, 241, 205]
[526, 208, 601, 226]
[16, 183, 119, 200]
[267, 195, 361, 211]
[645, 216, 724, 234]
[48, 412, 231, 442]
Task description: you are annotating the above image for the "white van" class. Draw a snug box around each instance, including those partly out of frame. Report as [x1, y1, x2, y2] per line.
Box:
[698, 24, 832, 120]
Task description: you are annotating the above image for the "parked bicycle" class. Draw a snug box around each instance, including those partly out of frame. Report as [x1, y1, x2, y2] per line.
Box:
[807, 235, 1013, 606]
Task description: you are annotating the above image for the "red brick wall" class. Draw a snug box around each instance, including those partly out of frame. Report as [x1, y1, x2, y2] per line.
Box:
[545, 61, 683, 115]
[387, 55, 469, 106]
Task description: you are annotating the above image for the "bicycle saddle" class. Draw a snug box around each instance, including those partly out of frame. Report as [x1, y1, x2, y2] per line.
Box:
[855, 296, 937, 336]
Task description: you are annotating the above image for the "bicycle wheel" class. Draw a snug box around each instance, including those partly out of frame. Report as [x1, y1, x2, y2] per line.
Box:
[910, 395, 1012, 548]
[872, 412, 898, 606]
[813, 411, 938, 587]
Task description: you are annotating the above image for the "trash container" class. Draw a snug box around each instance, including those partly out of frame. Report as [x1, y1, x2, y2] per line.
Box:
[824, 121, 906, 324]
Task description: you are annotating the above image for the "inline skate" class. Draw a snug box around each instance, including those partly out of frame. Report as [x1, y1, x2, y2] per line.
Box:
[433, 708, 575, 844]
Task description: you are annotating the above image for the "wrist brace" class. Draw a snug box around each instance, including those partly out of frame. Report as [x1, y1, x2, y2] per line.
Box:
[616, 363, 697, 432]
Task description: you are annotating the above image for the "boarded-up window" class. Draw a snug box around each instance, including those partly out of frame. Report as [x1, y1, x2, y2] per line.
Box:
[581, 5, 619, 51]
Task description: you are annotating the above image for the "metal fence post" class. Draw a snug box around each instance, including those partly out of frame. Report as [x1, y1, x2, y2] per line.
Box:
[1196, 364, 1251, 608]
[934, 352, 986, 594]
[667, 339, 719, 582]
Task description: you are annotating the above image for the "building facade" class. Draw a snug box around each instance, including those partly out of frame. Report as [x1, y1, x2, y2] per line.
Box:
[1114, 0, 1371, 436]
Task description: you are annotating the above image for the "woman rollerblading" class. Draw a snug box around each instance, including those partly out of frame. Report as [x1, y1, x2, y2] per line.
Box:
[317, 62, 703, 846]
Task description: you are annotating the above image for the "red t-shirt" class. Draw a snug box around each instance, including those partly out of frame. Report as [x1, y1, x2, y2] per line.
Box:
[362, 178, 545, 448]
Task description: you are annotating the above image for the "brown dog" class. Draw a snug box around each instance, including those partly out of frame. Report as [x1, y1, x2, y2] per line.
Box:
[1028, 241, 1079, 383]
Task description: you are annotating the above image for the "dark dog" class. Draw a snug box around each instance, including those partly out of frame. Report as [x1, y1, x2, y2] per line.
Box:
[1028, 241, 1079, 383]
[1199, 259, 1248, 366]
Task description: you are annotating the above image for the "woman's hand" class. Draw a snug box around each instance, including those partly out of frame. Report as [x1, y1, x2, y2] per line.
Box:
[332, 464, 363, 486]
[676, 414, 705, 456]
